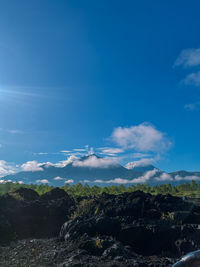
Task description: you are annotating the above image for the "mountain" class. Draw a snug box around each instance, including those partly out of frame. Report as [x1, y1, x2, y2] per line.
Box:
[169, 170, 200, 178]
[2, 154, 200, 186]
[2, 154, 145, 185]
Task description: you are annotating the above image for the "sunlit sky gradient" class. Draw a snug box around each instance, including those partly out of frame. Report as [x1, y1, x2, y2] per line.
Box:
[1, 0, 200, 174]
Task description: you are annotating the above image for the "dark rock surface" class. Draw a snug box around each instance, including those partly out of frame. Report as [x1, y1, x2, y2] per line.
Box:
[1, 189, 200, 266]
[0, 188, 75, 243]
[0, 238, 176, 266]
[40, 188, 68, 201]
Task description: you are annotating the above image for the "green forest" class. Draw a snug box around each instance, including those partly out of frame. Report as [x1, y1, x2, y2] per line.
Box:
[0, 181, 200, 198]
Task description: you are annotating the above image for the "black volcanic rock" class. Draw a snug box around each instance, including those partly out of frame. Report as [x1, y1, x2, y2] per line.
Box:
[59, 216, 121, 242]
[58, 191, 200, 259]
[10, 187, 39, 201]
[0, 213, 14, 245]
[0, 237, 176, 266]
[0, 188, 75, 244]
[118, 223, 180, 256]
[2, 190, 200, 265]
[39, 188, 68, 201]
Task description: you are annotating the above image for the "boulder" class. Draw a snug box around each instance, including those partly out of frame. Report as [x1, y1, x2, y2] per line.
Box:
[95, 216, 121, 236]
[0, 213, 14, 245]
[40, 188, 69, 201]
[11, 187, 39, 201]
[0, 188, 75, 240]
[11, 194, 74, 239]
[118, 224, 180, 256]
[59, 216, 121, 242]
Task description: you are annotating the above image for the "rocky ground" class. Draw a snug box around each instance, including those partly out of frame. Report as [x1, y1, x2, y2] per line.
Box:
[0, 238, 176, 266]
[0, 187, 200, 266]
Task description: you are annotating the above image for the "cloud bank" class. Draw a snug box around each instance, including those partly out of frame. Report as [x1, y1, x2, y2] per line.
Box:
[98, 147, 124, 156]
[0, 160, 16, 177]
[94, 169, 158, 184]
[53, 176, 64, 181]
[125, 158, 156, 169]
[111, 123, 171, 153]
[72, 155, 119, 168]
[21, 161, 43, 172]
[55, 155, 78, 167]
[65, 179, 74, 183]
[36, 179, 49, 184]
[154, 173, 173, 181]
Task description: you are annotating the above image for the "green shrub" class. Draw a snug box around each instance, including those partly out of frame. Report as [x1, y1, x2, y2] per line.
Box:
[71, 199, 96, 219]
[161, 212, 174, 221]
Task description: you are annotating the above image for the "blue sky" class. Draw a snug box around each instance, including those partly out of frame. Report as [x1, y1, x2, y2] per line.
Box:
[1, 0, 200, 176]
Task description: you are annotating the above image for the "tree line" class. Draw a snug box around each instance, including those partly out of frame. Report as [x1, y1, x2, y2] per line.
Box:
[0, 180, 200, 198]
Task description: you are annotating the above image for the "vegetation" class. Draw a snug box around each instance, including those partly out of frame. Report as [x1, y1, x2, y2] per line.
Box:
[161, 212, 175, 221]
[71, 198, 96, 219]
[1, 180, 200, 198]
[95, 237, 104, 249]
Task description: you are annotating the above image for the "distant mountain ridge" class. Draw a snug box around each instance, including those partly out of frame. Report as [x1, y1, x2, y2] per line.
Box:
[2, 154, 200, 185]
[3, 154, 143, 185]
[169, 170, 200, 178]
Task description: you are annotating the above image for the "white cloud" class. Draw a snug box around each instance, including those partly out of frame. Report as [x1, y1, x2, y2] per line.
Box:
[175, 48, 200, 109]
[184, 102, 200, 111]
[21, 161, 43, 172]
[154, 173, 173, 181]
[53, 176, 64, 181]
[8, 129, 23, 134]
[0, 128, 23, 134]
[65, 179, 74, 183]
[183, 71, 200, 86]
[0, 179, 12, 184]
[174, 175, 200, 181]
[111, 123, 171, 152]
[37, 161, 54, 168]
[108, 178, 131, 184]
[73, 148, 87, 152]
[55, 155, 78, 167]
[125, 158, 155, 169]
[94, 179, 105, 183]
[94, 169, 158, 184]
[175, 48, 200, 68]
[98, 147, 124, 155]
[36, 179, 49, 184]
[0, 179, 24, 184]
[131, 169, 158, 183]
[83, 179, 90, 183]
[88, 147, 94, 155]
[60, 150, 72, 153]
[131, 153, 151, 159]
[72, 155, 119, 168]
[94, 178, 128, 184]
[0, 160, 16, 177]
